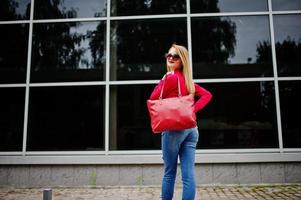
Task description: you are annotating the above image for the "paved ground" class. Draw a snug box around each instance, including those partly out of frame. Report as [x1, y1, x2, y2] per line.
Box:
[0, 184, 301, 200]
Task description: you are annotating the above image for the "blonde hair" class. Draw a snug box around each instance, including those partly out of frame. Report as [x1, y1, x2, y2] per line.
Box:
[167, 44, 195, 94]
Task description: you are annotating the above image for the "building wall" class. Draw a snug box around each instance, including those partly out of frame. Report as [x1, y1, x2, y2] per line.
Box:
[1, 163, 301, 187]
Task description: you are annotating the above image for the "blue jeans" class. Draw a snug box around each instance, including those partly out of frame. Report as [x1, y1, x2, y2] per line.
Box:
[161, 127, 199, 200]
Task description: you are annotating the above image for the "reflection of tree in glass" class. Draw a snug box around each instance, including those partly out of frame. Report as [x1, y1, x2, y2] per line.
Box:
[32, 0, 80, 70]
[32, 21, 83, 70]
[0, 0, 18, 19]
[111, 1, 238, 79]
[89, 23, 106, 69]
[0, 0, 30, 20]
[275, 38, 301, 75]
[191, 0, 220, 13]
[0, 24, 28, 71]
[111, 19, 187, 80]
[111, 0, 186, 16]
[193, 17, 236, 64]
[256, 41, 271, 64]
[33, 0, 105, 71]
[256, 38, 301, 75]
[35, 0, 77, 19]
[256, 38, 301, 124]
[191, 1, 236, 64]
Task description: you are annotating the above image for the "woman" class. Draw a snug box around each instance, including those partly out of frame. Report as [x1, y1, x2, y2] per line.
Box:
[149, 44, 212, 200]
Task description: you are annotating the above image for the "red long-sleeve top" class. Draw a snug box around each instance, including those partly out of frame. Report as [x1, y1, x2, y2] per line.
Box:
[150, 70, 212, 113]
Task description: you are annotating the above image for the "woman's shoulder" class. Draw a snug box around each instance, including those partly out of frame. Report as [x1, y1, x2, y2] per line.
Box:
[164, 71, 181, 81]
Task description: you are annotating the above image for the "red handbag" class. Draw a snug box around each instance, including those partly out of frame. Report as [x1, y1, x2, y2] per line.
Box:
[147, 75, 196, 133]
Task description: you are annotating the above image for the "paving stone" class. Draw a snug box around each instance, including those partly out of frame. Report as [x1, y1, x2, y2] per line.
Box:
[0, 184, 300, 200]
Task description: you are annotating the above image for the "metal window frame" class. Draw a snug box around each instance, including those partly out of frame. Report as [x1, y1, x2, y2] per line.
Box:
[0, 0, 301, 164]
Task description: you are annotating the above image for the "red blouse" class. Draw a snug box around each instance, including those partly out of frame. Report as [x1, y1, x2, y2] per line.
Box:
[150, 70, 212, 113]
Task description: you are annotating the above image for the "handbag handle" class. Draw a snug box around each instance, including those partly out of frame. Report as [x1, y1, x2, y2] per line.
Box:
[159, 74, 182, 99]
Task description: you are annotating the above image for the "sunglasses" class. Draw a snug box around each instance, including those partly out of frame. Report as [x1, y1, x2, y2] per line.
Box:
[165, 53, 180, 60]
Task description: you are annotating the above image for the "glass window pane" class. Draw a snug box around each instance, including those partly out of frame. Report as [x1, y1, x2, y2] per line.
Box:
[273, 14, 301, 77]
[192, 16, 273, 79]
[272, 0, 301, 11]
[197, 82, 278, 149]
[27, 86, 105, 151]
[111, 0, 186, 16]
[109, 85, 160, 150]
[279, 81, 301, 148]
[34, 0, 106, 19]
[110, 18, 187, 81]
[0, 88, 25, 151]
[190, 0, 267, 13]
[0, 0, 31, 21]
[31, 21, 106, 83]
[0, 24, 29, 83]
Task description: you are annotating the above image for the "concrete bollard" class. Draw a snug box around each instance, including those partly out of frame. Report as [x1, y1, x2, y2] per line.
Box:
[43, 189, 52, 200]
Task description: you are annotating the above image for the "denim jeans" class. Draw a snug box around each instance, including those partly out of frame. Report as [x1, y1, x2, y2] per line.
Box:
[161, 127, 199, 200]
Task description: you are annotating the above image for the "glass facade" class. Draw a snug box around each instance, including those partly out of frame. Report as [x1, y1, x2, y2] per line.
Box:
[190, 0, 268, 13]
[273, 14, 301, 77]
[27, 86, 105, 151]
[272, 0, 301, 11]
[191, 16, 273, 79]
[0, 0, 300, 158]
[0, 0, 31, 21]
[34, 0, 107, 19]
[279, 81, 301, 148]
[111, 0, 186, 16]
[110, 18, 187, 80]
[0, 24, 29, 83]
[197, 82, 278, 149]
[0, 87, 25, 151]
[31, 21, 106, 82]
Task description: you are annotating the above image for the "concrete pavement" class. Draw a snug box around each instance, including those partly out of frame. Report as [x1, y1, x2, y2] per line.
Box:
[1, 184, 301, 200]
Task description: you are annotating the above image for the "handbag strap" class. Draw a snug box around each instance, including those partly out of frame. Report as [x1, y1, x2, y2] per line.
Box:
[159, 74, 182, 99]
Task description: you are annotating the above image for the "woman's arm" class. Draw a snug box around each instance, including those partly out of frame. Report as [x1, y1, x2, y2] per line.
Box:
[149, 79, 164, 100]
[194, 84, 213, 113]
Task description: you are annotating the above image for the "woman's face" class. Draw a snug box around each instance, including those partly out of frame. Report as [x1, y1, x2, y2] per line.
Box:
[166, 47, 182, 71]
